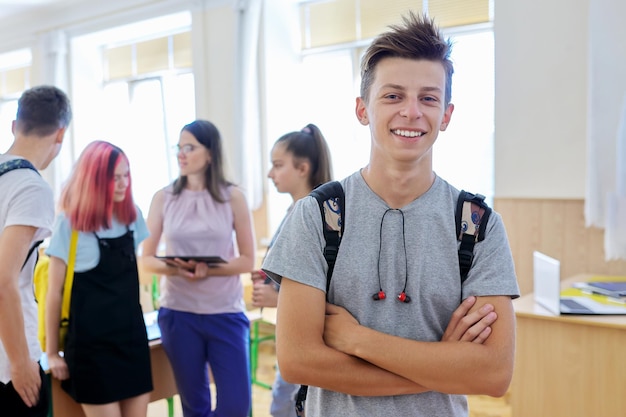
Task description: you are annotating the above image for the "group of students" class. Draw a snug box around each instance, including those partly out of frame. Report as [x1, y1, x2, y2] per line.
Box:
[0, 90, 257, 417]
[0, 11, 519, 417]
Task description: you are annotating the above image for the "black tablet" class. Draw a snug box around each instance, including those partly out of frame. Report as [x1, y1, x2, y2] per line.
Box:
[156, 255, 227, 264]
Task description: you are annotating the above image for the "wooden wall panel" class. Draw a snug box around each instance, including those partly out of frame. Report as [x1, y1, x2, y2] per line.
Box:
[252, 197, 268, 255]
[494, 198, 626, 295]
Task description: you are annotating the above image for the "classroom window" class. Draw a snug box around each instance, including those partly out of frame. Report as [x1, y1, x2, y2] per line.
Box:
[70, 12, 194, 215]
[432, 29, 494, 202]
[0, 48, 31, 153]
[300, 50, 368, 180]
[99, 73, 195, 215]
[0, 99, 17, 153]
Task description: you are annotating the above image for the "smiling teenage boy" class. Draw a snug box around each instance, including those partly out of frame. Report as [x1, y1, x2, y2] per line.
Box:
[262, 12, 520, 417]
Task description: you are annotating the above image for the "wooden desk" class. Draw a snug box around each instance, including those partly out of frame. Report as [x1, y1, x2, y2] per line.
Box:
[511, 275, 626, 417]
[48, 340, 176, 417]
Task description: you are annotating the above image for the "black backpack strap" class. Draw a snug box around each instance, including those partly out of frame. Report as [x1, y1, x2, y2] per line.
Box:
[0, 159, 41, 271]
[309, 180, 345, 293]
[0, 158, 38, 177]
[295, 385, 308, 417]
[296, 181, 344, 414]
[456, 190, 492, 283]
[22, 240, 44, 271]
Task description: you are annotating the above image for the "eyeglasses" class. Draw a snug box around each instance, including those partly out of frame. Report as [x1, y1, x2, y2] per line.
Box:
[175, 144, 197, 155]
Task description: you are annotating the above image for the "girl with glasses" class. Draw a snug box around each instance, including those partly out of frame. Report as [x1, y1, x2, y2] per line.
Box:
[141, 119, 256, 417]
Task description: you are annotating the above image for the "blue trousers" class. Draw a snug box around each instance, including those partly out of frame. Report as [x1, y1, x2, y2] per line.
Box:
[270, 365, 299, 417]
[158, 308, 251, 417]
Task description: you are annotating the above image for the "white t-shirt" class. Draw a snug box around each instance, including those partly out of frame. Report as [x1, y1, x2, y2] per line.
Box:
[0, 154, 55, 384]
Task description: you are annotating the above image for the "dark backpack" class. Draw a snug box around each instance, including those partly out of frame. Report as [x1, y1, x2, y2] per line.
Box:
[295, 180, 492, 415]
[0, 159, 43, 269]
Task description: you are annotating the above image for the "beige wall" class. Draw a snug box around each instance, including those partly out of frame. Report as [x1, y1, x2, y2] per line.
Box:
[494, 0, 589, 199]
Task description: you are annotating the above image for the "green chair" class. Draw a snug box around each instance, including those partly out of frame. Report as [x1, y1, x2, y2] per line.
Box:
[150, 275, 175, 417]
[247, 307, 276, 417]
[248, 307, 276, 390]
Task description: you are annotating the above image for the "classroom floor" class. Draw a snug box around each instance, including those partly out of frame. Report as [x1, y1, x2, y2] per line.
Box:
[147, 322, 512, 417]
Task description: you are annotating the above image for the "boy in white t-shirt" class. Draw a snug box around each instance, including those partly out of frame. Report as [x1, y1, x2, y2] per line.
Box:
[0, 85, 72, 416]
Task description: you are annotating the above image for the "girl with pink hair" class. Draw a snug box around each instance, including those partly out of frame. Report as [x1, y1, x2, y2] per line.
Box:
[45, 140, 152, 417]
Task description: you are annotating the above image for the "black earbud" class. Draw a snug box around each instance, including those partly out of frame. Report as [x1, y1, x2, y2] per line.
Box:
[372, 290, 386, 300]
[397, 292, 411, 303]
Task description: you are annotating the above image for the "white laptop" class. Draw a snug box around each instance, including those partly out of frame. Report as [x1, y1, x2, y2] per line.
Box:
[533, 251, 626, 315]
[143, 310, 162, 341]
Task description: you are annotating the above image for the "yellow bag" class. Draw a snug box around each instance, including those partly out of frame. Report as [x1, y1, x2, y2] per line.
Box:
[34, 230, 78, 352]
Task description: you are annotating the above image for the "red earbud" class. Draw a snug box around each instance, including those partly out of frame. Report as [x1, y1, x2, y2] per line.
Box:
[372, 290, 386, 300]
[397, 292, 411, 303]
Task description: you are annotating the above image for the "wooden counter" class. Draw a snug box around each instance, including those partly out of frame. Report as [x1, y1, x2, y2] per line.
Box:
[511, 275, 626, 417]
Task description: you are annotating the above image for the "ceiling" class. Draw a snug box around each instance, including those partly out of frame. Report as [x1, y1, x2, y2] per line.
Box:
[0, 0, 73, 21]
[0, 0, 187, 45]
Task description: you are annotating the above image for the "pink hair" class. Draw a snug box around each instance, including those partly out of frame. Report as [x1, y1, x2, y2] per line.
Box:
[59, 141, 137, 231]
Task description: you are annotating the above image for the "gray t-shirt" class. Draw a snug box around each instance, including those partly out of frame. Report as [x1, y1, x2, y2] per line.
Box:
[262, 171, 520, 417]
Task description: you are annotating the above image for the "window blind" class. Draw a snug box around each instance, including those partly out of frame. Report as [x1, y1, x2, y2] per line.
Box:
[136, 37, 169, 74]
[173, 32, 192, 69]
[306, 0, 357, 49]
[1, 66, 30, 96]
[301, 0, 490, 49]
[105, 31, 192, 81]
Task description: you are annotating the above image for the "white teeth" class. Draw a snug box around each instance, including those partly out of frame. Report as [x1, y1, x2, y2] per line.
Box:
[393, 129, 424, 137]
